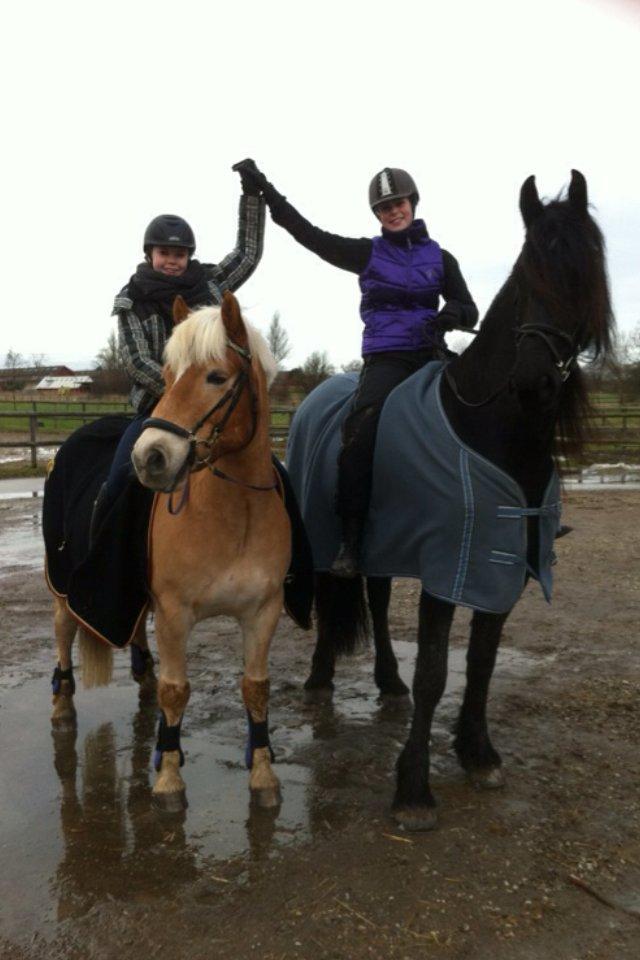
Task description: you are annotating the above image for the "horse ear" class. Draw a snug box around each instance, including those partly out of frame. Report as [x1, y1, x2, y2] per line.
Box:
[221, 290, 249, 348]
[519, 175, 544, 228]
[568, 169, 588, 212]
[172, 295, 190, 325]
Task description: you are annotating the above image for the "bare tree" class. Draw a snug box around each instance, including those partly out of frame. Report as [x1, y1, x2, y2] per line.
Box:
[266, 312, 291, 368]
[301, 350, 335, 392]
[341, 359, 362, 374]
[93, 330, 129, 395]
[95, 330, 126, 371]
[3, 349, 26, 390]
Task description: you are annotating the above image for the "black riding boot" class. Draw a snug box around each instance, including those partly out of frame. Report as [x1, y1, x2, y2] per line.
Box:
[89, 482, 109, 548]
[330, 516, 363, 579]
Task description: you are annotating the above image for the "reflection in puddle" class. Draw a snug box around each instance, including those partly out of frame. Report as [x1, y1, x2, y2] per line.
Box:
[0, 640, 545, 941]
[0, 503, 44, 575]
[0, 510, 550, 945]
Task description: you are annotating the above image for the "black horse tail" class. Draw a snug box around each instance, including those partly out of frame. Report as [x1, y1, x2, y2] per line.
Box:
[314, 571, 370, 657]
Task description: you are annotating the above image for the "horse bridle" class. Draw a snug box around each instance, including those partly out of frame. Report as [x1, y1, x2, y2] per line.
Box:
[141, 339, 277, 502]
[443, 296, 581, 409]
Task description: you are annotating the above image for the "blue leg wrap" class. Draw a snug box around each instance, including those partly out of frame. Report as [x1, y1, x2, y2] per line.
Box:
[52, 664, 75, 696]
[245, 712, 275, 769]
[153, 712, 184, 771]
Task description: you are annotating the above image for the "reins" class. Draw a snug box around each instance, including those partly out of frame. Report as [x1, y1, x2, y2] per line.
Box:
[141, 338, 277, 512]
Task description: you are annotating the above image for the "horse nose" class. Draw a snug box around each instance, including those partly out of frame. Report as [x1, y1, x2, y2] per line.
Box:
[145, 446, 167, 476]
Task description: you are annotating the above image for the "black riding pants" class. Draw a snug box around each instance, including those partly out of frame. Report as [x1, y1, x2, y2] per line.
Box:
[336, 349, 437, 520]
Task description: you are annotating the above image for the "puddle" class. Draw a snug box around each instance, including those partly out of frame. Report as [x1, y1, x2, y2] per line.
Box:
[0, 637, 545, 941]
[0, 502, 44, 574]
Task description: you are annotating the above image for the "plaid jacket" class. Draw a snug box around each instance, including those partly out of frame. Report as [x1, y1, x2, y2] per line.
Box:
[114, 194, 265, 414]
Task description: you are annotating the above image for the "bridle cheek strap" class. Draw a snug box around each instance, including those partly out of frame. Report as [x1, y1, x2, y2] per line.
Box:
[515, 323, 577, 382]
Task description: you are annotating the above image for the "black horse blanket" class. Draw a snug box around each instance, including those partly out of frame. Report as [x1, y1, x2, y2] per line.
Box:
[43, 416, 153, 648]
[43, 417, 314, 649]
[286, 363, 562, 614]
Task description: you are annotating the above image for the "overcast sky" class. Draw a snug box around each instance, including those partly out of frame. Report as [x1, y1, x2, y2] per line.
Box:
[2, 0, 638, 370]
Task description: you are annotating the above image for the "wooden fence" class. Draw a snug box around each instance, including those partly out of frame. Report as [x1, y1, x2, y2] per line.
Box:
[0, 407, 298, 468]
[1, 405, 640, 469]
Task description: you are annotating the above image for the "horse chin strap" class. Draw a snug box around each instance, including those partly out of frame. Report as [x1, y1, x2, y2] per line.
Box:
[141, 338, 273, 508]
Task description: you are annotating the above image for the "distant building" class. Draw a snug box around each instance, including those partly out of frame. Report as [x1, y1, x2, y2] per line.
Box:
[0, 364, 76, 391]
[35, 375, 93, 392]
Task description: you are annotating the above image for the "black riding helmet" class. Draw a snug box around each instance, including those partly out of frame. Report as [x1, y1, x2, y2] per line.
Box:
[369, 168, 420, 212]
[143, 214, 196, 255]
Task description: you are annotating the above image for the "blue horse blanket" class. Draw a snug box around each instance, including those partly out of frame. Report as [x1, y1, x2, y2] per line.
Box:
[286, 362, 561, 614]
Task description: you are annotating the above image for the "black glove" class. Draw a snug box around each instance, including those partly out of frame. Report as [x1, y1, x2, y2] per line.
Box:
[232, 158, 268, 196]
[435, 306, 459, 332]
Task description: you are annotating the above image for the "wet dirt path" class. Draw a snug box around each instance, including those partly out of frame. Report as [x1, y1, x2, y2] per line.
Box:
[0, 491, 639, 959]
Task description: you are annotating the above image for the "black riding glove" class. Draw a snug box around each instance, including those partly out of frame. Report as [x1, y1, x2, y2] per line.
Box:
[232, 158, 284, 206]
[232, 158, 268, 196]
[435, 306, 459, 332]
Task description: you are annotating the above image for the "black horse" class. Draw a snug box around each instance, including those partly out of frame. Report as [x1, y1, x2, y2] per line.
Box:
[300, 170, 614, 829]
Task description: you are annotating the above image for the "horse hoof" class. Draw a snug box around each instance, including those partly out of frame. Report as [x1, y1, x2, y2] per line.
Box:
[468, 766, 505, 790]
[378, 679, 411, 699]
[303, 684, 334, 705]
[392, 805, 438, 832]
[251, 786, 282, 810]
[152, 789, 188, 813]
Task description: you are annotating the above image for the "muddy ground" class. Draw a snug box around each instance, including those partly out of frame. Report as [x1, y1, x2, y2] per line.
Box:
[0, 489, 639, 959]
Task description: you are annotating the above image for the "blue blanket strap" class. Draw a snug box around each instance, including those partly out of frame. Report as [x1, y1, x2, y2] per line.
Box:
[245, 711, 275, 769]
[52, 664, 75, 696]
[497, 503, 561, 519]
[153, 712, 185, 771]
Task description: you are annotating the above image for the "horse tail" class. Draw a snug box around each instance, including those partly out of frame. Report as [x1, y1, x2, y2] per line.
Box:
[78, 628, 113, 688]
[315, 572, 369, 657]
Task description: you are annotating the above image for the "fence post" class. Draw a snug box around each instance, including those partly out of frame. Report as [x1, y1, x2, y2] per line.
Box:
[29, 414, 38, 469]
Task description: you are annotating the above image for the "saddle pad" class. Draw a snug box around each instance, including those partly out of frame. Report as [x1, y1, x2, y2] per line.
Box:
[286, 363, 561, 614]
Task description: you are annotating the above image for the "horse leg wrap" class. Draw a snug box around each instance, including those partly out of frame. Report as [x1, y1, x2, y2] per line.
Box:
[153, 711, 185, 772]
[130, 644, 153, 681]
[52, 664, 75, 696]
[242, 678, 275, 768]
[245, 713, 275, 769]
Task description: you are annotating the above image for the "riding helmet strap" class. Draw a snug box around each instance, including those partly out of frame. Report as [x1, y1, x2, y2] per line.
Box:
[153, 711, 185, 771]
[52, 664, 75, 696]
[245, 711, 275, 769]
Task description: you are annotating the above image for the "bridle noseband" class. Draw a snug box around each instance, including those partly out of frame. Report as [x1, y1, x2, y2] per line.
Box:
[141, 339, 277, 507]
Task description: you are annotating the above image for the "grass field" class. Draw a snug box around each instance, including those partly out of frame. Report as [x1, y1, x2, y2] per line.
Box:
[0, 392, 639, 475]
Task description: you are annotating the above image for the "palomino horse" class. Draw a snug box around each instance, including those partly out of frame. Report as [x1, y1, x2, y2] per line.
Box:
[294, 171, 614, 829]
[50, 292, 290, 810]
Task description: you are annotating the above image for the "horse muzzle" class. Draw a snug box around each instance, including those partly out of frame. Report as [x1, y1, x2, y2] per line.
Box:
[132, 428, 191, 492]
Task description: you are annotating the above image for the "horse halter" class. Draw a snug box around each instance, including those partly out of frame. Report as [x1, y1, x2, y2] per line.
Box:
[141, 339, 276, 504]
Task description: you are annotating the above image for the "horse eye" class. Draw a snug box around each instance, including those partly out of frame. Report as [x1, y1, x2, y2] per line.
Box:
[206, 370, 227, 385]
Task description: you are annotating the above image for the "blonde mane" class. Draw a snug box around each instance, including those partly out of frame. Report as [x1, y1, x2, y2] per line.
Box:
[163, 304, 278, 387]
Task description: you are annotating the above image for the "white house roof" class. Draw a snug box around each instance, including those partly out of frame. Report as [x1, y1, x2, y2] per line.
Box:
[35, 376, 93, 390]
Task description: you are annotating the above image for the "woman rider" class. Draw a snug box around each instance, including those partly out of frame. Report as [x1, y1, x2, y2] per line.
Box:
[91, 163, 265, 535]
[233, 160, 479, 576]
